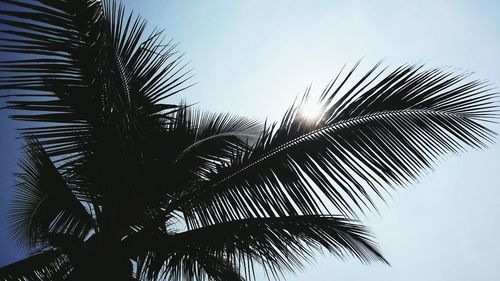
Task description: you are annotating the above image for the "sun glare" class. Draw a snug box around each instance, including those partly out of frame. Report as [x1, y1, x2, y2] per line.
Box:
[300, 101, 322, 121]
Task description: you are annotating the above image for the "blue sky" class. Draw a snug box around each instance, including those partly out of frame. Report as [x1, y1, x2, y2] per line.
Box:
[1, 0, 500, 280]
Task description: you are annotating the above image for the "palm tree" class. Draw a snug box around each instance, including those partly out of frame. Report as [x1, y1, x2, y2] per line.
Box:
[0, 0, 497, 280]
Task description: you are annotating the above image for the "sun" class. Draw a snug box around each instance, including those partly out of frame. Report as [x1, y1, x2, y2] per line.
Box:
[300, 101, 323, 121]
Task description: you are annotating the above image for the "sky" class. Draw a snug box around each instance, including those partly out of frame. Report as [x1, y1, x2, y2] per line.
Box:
[1, 0, 500, 280]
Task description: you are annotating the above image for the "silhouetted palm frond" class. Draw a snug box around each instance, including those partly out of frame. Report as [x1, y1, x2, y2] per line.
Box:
[167, 106, 262, 190]
[0, 0, 189, 160]
[133, 215, 385, 281]
[0, 250, 72, 280]
[137, 251, 244, 281]
[9, 138, 93, 248]
[172, 63, 497, 229]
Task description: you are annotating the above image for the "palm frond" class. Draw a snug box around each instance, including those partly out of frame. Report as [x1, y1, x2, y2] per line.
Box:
[120, 106, 262, 244]
[103, 0, 193, 112]
[0, 249, 72, 281]
[0, 0, 103, 158]
[0, 0, 189, 160]
[139, 215, 385, 280]
[9, 138, 93, 248]
[137, 251, 244, 281]
[0, 0, 192, 238]
[169, 63, 497, 227]
[168, 106, 262, 188]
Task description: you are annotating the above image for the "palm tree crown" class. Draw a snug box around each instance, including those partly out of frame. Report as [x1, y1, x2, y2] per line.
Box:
[0, 0, 497, 280]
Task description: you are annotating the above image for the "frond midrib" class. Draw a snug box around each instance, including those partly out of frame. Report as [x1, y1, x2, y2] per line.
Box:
[204, 108, 484, 193]
[173, 131, 256, 164]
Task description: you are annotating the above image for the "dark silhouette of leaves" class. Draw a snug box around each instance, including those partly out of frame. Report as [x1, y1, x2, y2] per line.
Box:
[0, 0, 497, 280]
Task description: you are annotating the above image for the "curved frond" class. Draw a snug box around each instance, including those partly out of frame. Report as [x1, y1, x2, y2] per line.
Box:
[170, 64, 498, 227]
[0, 0, 189, 160]
[137, 251, 244, 281]
[9, 138, 93, 248]
[140, 215, 385, 280]
[103, 0, 193, 111]
[169, 106, 262, 186]
[122, 106, 262, 246]
[0, 250, 71, 281]
[0, 0, 105, 157]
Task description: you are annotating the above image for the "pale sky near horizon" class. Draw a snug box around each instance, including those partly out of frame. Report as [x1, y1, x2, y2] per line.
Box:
[1, 1, 500, 280]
